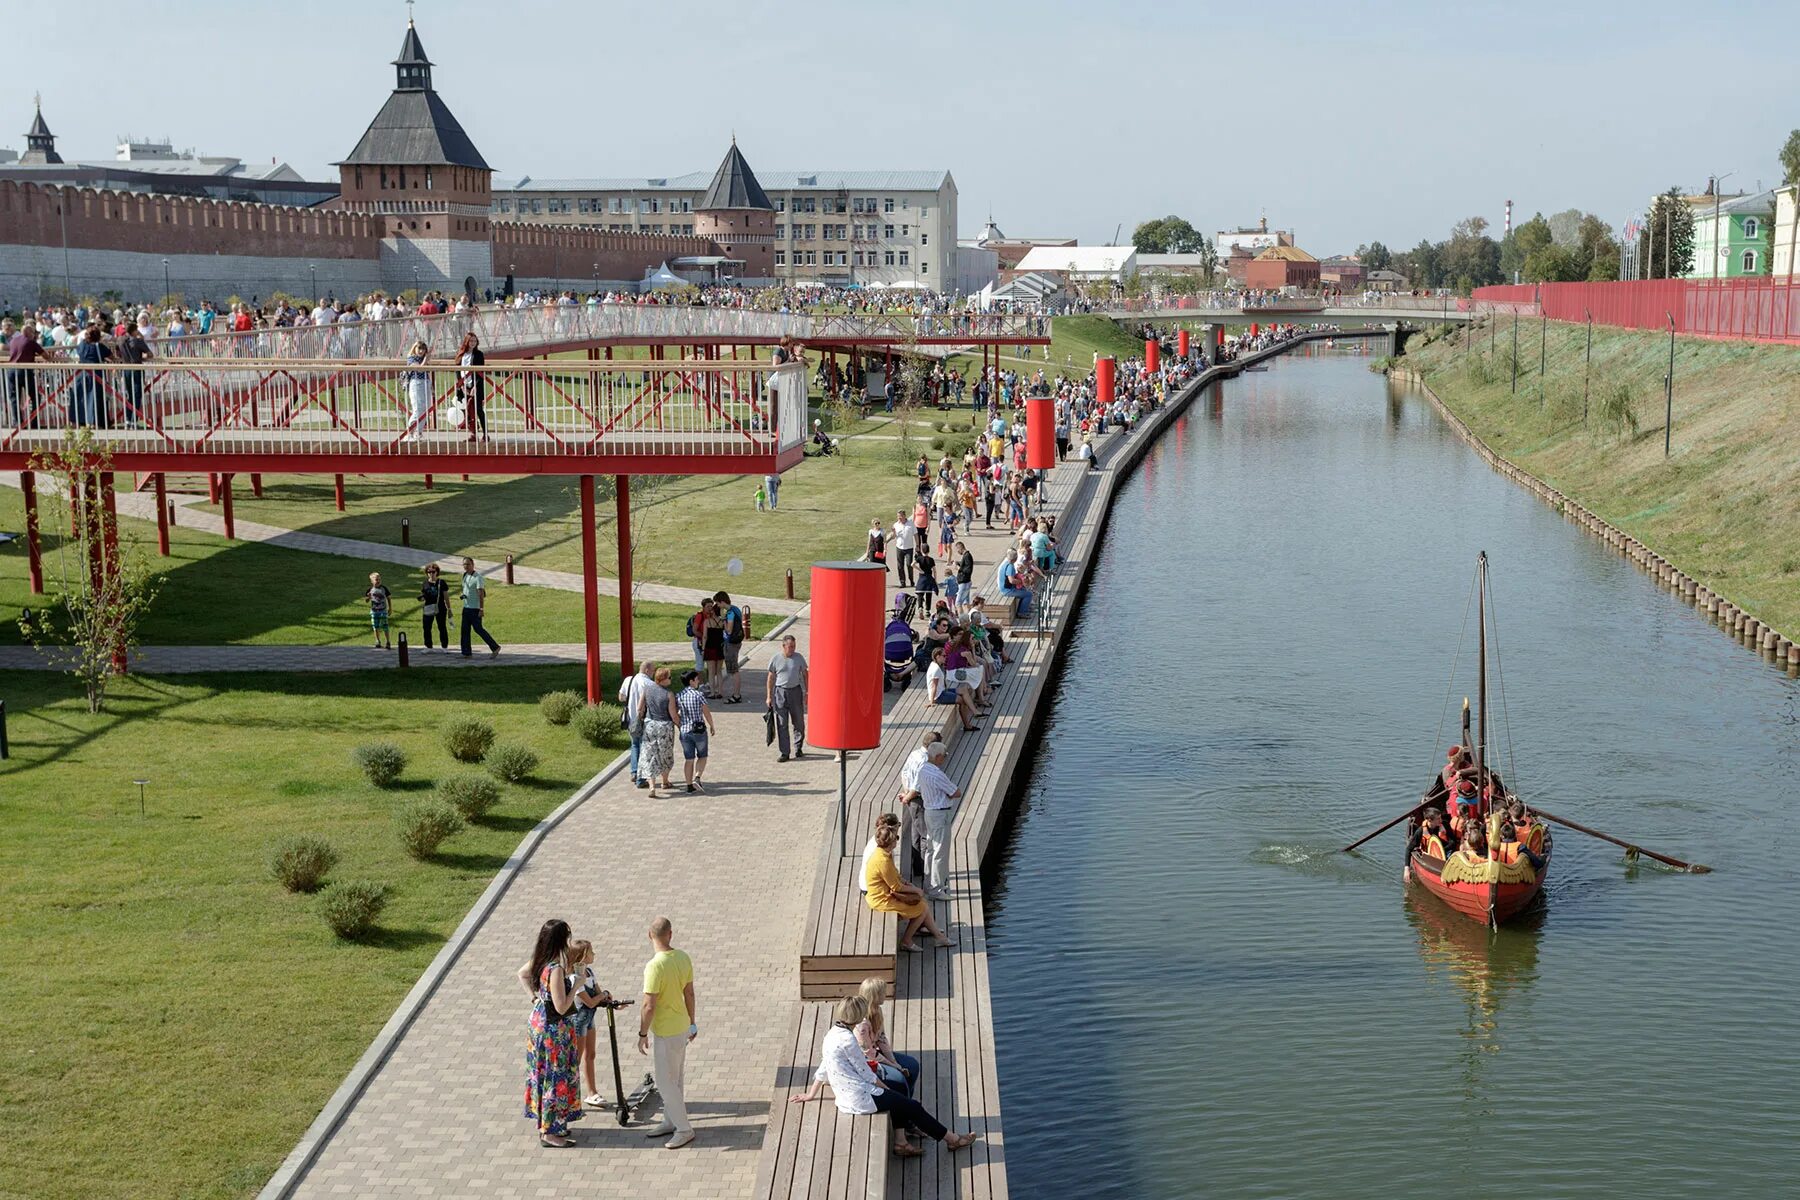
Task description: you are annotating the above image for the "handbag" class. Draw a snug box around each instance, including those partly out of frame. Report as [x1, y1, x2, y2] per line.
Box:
[763, 707, 776, 746]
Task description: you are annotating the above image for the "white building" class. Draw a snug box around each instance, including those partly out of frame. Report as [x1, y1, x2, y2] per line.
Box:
[1773, 185, 1800, 279]
[493, 169, 958, 289]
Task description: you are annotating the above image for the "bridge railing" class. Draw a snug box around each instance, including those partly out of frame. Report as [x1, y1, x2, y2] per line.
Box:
[0, 359, 807, 463]
[806, 310, 1050, 341]
[144, 304, 814, 362]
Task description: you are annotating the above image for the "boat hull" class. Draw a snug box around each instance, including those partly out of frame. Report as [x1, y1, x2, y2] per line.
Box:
[1410, 840, 1551, 925]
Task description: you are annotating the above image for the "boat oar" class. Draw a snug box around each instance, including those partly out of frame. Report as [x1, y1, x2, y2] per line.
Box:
[1341, 798, 1430, 854]
[1533, 807, 1713, 874]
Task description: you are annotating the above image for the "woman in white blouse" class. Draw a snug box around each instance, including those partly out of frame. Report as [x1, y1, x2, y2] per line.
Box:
[788, 994, 977, 1159]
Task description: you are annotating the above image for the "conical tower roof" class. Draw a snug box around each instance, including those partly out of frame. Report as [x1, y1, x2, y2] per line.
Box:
[338, 19, 488, 169]
[27, 106, 51, 140]
[393, 20, 431, 70]
[699, 139, 773, 211]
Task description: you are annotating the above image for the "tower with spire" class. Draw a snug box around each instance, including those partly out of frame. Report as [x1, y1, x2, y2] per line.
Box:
[693, 137, 776, 283]
[21, 95, 62, 165]
[336, 15, 493, 295]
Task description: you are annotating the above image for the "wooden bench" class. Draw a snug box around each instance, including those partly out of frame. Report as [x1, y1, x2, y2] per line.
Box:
[752, 1002, 890, 1200]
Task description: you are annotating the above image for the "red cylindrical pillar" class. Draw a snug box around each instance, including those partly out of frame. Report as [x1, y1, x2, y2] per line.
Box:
[220, 474, 235, 540]
[334, 473, 346, 511]
[207, 472, 220, 506]
[1145, 338, 1159, 373]
[807, 563, 886, 753]
[250, 473, 264, 498]
[615, 475, 635, 674]
[154, 472, 170, 556]
[20, 469, 43, 594]
[1177, 329, 1190, 358]
[1025, 396, 1055, 470]
[580, 475, 602, 703]
[1213, 324, 1225, 351]
[1096, 356, 1116, 404]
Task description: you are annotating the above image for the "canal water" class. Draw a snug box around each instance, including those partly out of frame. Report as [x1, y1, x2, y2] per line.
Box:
[986, 347, 1800, 1198]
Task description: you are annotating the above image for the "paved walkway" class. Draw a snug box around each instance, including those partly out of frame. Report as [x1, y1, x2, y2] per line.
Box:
[271, 631, 833, 1199]
[0, 641, 697, 674]
[0, 474, 805, 617]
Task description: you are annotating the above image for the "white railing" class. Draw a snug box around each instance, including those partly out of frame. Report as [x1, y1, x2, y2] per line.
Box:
[0, 360, 806, 462]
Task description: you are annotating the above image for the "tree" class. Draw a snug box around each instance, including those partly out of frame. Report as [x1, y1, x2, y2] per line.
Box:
[1523, 242, 1581, 283]
[1546, 209, 1585, 248]
[17, 432, 162, 713]
[1638, 187, 1696, 279]
[1131, 215, 1204, 254]
[1575, 214, 1619, 280]
[1442, 216, 1503, 290]
[1357, 240, 1392, 270]
[1196, 238, 1219, 285]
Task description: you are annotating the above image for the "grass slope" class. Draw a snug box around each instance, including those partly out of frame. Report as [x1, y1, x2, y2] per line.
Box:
[1403, 319, 1800, 638]
[0, 488, 689, 647]
[0, 665, 628, 1199]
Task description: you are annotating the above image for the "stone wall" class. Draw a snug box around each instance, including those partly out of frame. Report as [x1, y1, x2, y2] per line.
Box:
[490, 222, 713, 288]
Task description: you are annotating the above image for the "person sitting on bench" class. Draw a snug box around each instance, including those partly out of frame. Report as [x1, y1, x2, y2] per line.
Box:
[996, 550, 1033, 618]
[926, 648, 983, 732]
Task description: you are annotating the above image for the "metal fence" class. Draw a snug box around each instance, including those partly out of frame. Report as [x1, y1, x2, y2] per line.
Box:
[0, 359, 807, 464]
[1473, 279, 1800, 344]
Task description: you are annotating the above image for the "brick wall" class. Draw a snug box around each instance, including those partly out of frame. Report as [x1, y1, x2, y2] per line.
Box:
[490, 222, 715, 285]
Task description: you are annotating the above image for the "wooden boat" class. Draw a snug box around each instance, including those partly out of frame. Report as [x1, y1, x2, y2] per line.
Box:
[1406, 552, 1552, 926]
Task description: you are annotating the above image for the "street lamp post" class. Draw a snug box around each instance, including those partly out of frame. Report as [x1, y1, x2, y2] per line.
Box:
[1582, 308, 1592, 424]
[161, 258, 170, 304]
[1664, 312, 1676, 457]
[1710, 171, 1735, 281]
[310, 263, 317, 300]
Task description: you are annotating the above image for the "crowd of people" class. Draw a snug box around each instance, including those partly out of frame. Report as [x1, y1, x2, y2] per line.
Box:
[1408, 745, 1548, 872]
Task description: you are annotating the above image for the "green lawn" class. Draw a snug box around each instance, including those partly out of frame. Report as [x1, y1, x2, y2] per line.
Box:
[181, 436, 918, 602]
[0, 488, 691, 647]
[1403, 319, 1800, 639]
[945, 312, 1146, 379]
[0, 665, 629, 1199]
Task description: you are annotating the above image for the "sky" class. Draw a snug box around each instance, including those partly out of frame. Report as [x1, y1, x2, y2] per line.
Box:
[4, 0, 1795, 255]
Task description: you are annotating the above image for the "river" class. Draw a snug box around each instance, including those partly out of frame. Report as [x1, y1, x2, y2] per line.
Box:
[985, 346, 1800, 1198]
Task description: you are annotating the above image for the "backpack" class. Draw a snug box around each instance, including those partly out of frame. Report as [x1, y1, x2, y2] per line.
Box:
[686, 612, 701, 639]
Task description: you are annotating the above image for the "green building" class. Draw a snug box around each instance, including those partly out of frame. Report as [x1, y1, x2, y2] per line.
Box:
[1686, 190, 1775, 278]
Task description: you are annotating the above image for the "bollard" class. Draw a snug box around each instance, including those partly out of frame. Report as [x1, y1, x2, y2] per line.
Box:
[167, 500, 177, 527]
[397, 632, 410, 668]
[1787, 642, 1800, 671]
[401, 517, 410, 548]
[786, 568, 795, 600]
[0, 697, 8, 759]
[504, 553, 515, 585]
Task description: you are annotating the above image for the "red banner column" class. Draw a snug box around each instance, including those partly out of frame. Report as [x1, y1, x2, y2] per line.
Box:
[1096, 356, 1116, 404]
[615, 475, 635, 675]
[579, 475, 603, 704]
[153, 472, 170, 556]
[1025, 396, 1055, 470]
[1145, 337, 1160, 373]
[1177, 328, 1190, 358]
[809, 562, 886, 856]
[20, 469, 43, 594]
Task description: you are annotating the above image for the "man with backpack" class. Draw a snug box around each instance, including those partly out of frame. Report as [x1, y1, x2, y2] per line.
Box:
[715, 591, 746, 704]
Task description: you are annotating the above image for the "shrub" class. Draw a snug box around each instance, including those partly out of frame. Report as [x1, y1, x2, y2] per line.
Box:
[268, 834, 339, 893]
[1597, 381, 1639, 437]
[486, 741, 540, 784]
[539, 689, 584, 726]
[443, 717, 496, 763]
[320, 880, 390, 940]
[353, 741, 407, 787]
[437, 771, 503, 821]
[395, 798, 464, 859]
[573, 703, 622, 747]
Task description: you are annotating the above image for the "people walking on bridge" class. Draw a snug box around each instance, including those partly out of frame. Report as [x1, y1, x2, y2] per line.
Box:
[456, 331, 487, 441]
[637, 917, 697, 1150]
[766, 634, 808, 761]
[402, 340, 431, 439]
[457, 557, 501, 658]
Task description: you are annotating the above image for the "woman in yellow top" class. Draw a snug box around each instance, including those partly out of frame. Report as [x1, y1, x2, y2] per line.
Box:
[864, 825, 955, 952]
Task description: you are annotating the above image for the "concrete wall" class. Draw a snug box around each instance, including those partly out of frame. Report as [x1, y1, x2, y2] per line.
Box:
[0, 242, 384, 307]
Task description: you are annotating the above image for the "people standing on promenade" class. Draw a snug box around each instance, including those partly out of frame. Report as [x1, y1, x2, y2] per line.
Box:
[458, 557, 501, 658]
[766, 634, 808, 761]
[862, 823, 956, 951]
[635, 665, 679, 798]
[418, 563, 450, 651]
[701, 597, 727, 697]
[565, 939, 612, 1116]
[865, 517, 888, 573]
[363, 572, 393, 650]
[675, 669, 715, 793]
[891, 508, 916, 588]
[718, 591, 746, 703]
[953, 541, 975, 615]
[637, 917, 697, 1150]
[918, 741, 963, 901]
[619, 658, 656, 788]
[763, 470, 780, 511]
[897, 731, 943, 884]
[518, 918, 580, 1148]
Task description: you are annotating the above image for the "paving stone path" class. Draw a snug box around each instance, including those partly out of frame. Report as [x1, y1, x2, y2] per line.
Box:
[0, 641, 697, 674]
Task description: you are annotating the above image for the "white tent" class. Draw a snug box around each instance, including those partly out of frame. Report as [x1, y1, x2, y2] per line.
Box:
[1014, 244, 1138, 280]
[641, 262, 688, 291]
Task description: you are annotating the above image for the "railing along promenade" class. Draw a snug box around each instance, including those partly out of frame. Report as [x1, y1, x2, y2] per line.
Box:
[0, 359, 808, 472]
[139, 305, 1051, 363]
[1105, 294, 1467, 315]
[1473, 278, 1800, 345]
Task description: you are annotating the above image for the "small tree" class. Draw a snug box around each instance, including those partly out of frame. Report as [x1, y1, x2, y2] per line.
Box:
[17, 432, 162, 713]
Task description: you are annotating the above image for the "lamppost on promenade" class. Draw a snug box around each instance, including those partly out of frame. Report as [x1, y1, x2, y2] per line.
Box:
[310, 263, 318, 300]
[161, 258, 170, 304]
[1710, 171, 1735, 280]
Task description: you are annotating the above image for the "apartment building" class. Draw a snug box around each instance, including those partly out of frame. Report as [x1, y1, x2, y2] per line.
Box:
[492, 165, 957, 288]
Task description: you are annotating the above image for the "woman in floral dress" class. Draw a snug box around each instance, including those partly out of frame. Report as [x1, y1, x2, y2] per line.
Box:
[518, 918, 580, 1147]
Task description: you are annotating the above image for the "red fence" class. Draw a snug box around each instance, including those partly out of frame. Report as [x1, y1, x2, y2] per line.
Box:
[1473, 279, 1800, 344]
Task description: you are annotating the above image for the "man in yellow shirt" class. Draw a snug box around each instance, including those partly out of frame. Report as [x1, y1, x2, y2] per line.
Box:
[638, 916, 697, 1148]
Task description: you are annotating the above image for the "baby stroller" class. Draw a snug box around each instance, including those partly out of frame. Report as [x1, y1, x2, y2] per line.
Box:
[890, 591, 919, 625]
[883, 617, 919, 692]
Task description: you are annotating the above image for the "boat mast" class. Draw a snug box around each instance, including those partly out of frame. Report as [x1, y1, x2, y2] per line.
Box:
[1475, 551, 1489, 818]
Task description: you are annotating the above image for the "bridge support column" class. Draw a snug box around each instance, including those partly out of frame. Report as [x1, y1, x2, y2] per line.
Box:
[207, 473, 220, 505]
[424, 474, 434, 491]
[220, 474, 235, 540]
[250, 473, 263, 498]
[20, 470, 43, 594]
[334, 473, 346, 511]
[154, 472, 170, 556]
[616, 475, 635, 677]
[580, 475, 603, 704]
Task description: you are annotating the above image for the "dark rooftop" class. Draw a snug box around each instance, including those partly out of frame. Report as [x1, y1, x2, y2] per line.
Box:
[698, 140, 773, 211]
[338, 21, 489, 170]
